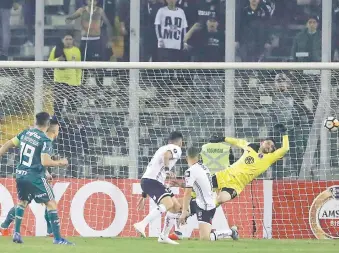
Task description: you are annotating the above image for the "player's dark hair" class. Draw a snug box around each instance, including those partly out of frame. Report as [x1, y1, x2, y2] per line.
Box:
[168, 131, 183, 142]
[64, 30, 74, 38]
[35, 112, 50, 127]
[187, 146, 200, 159]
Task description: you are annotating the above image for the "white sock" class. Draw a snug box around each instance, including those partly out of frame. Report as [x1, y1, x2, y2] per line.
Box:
[174, 216, 181, 232]
[161, 212, 181, 237]
[141, 204, 166, 226]
[210, 229, 233, 241]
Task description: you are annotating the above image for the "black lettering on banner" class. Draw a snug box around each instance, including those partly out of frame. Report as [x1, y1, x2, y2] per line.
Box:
[245, 156, 254, 164]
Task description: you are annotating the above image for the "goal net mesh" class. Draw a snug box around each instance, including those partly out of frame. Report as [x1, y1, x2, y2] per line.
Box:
[0, 66, 338, 239]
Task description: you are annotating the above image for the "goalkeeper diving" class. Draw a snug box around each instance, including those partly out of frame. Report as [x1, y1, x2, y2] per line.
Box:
[211, 123, 289, 205]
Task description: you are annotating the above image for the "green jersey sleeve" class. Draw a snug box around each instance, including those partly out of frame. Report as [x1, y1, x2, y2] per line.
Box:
[12, 129, 27, 147]
[41, 140, 53, 156]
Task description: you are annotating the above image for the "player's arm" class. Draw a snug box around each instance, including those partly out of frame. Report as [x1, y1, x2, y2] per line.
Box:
[180, 187, 192, 223]
[0, 137, 18, 157]
[155, 8, 164, 46]
[273, 123, 290, 158]
[210, 136, 249, 149]
[65, 7, 82, 21]
[163, 150, 173, 174]
[100, 8, 113, 41]
[41, 141, 68, 167]
[179, 170, 194, 224]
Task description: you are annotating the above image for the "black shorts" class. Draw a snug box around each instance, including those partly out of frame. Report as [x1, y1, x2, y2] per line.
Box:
[140, 178, 174, 204]
[212, 174, 218, 188]
[221, 187, 237, 199]
[211, 175, 237, 200]
[196, 205, 216, 225]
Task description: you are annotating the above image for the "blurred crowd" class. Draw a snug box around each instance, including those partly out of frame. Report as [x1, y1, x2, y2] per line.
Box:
[0, 0, 338, 62]
[0, 0, 337, 179]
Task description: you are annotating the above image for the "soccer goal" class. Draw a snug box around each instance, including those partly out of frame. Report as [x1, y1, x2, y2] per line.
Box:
[0, 61, 338, 239]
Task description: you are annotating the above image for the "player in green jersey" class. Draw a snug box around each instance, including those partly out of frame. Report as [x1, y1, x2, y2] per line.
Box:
[0, 112, 73, 245]
[0, 118, 59, 237]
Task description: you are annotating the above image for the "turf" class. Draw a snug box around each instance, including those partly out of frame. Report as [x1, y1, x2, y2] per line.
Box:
[0, 237, 338, 253]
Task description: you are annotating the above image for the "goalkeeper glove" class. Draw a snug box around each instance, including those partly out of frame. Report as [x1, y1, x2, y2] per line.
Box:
[209, 136, 225, 143]
[274, 123, 287, 134]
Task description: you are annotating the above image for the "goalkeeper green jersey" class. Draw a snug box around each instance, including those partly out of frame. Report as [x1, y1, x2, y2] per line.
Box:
[12, 128, 53, 179]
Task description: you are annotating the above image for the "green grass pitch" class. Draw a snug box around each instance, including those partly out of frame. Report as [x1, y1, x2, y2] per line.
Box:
[1, 237, 338, 253]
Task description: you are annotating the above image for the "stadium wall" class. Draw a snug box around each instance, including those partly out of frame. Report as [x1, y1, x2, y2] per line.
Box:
[0, 179, 338, 239]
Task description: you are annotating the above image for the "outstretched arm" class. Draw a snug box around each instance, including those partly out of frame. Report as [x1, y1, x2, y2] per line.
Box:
[224, 137, 249, 149]
[272, 123, 289, 158]
[273, 135, 289, 158]
[66, 8, 82, 21]
[210, 136, 249, 149]
[0, 139, 17, 157]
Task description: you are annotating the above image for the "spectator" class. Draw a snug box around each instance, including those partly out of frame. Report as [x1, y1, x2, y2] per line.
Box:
[0, 0, 20, 60]
[141, 0, 164, 61]
[155, 0, 188, 62]
[236, 0, 272, 62]
[187, 13, 224, 62]
[66, 0, 112, 62]
[184, 0, 221, 44]
[48, 32, 82, 119]
[176, 0, 197, 29]
[291, 15, 321, 62]
[117, 0, 130, 61]
[23, 0, 35, 46]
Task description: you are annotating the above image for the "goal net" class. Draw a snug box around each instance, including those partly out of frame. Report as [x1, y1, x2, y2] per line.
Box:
[0, 61, 338, 239]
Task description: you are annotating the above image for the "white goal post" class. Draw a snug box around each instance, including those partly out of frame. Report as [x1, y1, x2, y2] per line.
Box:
[0, 61, 338, 239]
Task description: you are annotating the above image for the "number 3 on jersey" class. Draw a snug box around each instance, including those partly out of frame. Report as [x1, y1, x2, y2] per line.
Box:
[19, 142, 35, 167]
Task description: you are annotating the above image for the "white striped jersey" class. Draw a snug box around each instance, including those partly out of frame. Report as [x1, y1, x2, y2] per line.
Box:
[185, 162, 215, 210]
[142, 144, 182, 185]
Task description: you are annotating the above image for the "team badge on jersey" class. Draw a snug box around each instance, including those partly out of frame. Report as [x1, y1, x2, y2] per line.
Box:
[245, 156, 254, 164]
[258, 153, 264, 159]
[309, 185, 339, 239]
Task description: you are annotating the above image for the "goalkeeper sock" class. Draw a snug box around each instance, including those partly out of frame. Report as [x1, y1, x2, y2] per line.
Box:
[1, 206, 16, 229]
[141, 204, 166, 226]
[48, 210, 61, 240]
[44, 209, 52, 235]
[210, 229, 233, 241]
[14, 205, 25, 233]
[161, 212, 180, 237]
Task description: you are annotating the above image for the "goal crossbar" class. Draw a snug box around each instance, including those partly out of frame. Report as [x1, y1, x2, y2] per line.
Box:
[1, 61, 339, 70]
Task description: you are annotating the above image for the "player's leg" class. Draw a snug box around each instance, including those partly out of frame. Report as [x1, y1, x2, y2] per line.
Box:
[210, 226, 239, 241]
[134, 179, 178, 244]
[44, 208, 53, 237]
[213, 187, 239, 240]
[195, 206, 216, 240]
[0, 206, 16, 236]
[13, 178, 32, 243]
[160, 195, 182, 240]
[35, 177, 74, 245]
